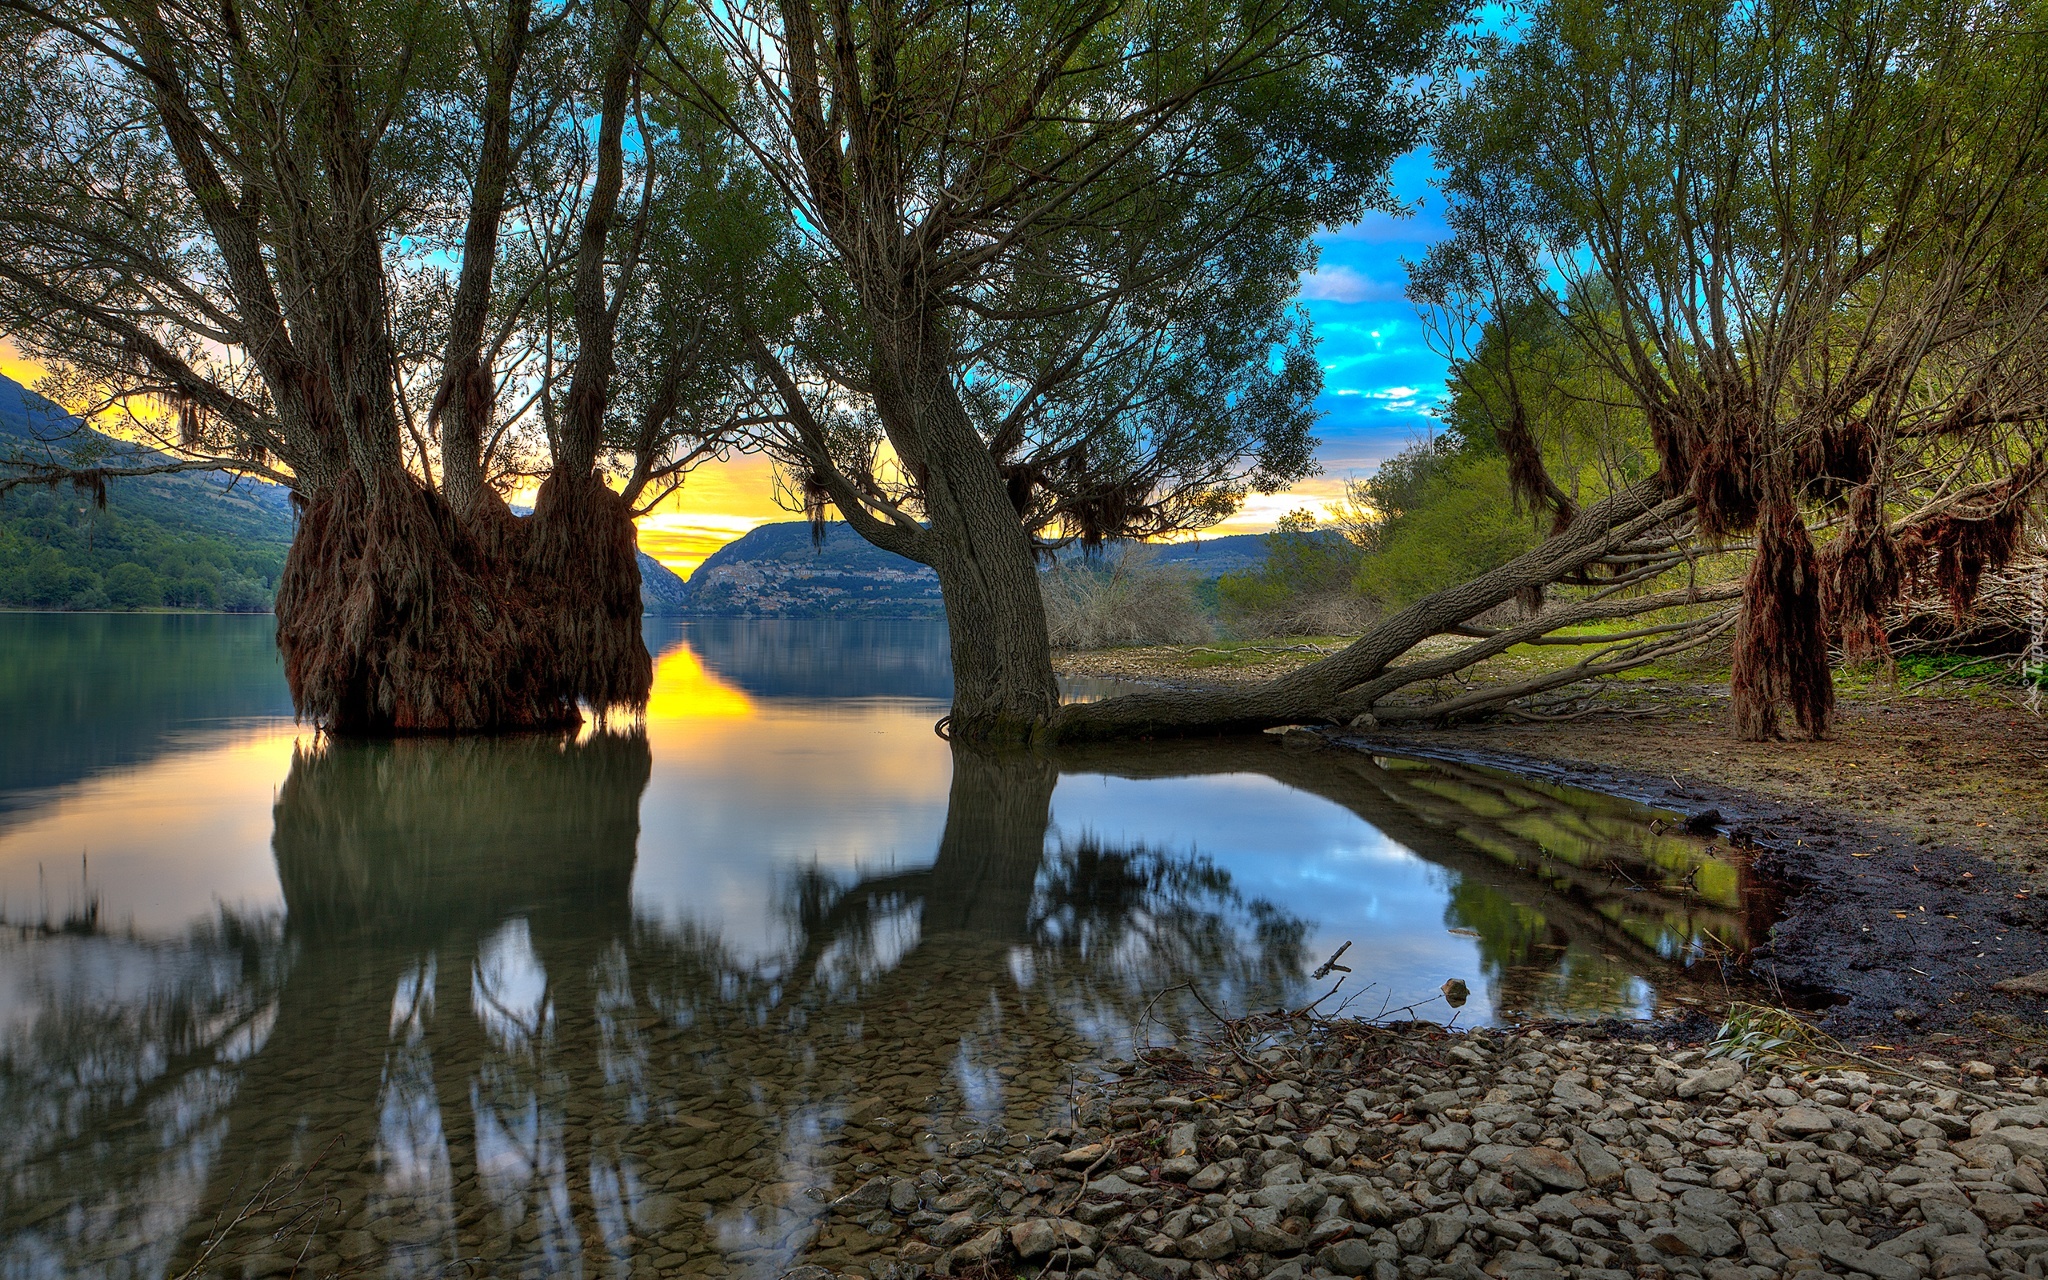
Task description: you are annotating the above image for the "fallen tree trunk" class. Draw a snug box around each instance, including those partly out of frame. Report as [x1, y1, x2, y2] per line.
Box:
[1047, 477, 1712, 741]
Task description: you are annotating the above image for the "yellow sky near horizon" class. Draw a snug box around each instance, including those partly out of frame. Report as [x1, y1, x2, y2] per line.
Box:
[4, 341, 1350, 578]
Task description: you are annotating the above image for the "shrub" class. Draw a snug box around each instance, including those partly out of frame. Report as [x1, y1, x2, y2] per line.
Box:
[1041, 548, 1212, 648]
[1217, 505, 1376, 638]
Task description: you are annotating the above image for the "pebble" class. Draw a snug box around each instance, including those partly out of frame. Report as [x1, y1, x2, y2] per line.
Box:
[793, 1019, 2048, 1280]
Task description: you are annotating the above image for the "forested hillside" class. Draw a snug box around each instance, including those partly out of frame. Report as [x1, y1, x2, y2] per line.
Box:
[0, 374, 293, 609]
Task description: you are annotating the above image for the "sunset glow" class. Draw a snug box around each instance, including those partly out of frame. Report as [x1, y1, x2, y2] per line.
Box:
[2, 339, 1367, 578]
[642, 637, 756, 721]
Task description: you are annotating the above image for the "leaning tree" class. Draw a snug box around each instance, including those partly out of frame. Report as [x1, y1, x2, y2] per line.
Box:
[0, 0, 758, 730]
[1041, 0, 2048, 743]
[657, 0, 1462, 743]
[1411, 0, 2048, 739]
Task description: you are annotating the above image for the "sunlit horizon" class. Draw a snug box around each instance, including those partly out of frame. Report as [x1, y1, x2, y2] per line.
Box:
[1, 341, 1394, 580]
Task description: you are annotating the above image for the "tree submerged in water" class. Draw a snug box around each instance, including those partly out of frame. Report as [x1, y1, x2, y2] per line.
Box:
[0, 0, 758, 730]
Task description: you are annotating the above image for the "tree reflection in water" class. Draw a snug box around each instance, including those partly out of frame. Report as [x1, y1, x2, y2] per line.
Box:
[0, 737, 1760, 1279]
[0, 736, 1309, 1279]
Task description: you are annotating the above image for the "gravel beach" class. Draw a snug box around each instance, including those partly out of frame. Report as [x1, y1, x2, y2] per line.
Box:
[793, 1016, 2048, 1280]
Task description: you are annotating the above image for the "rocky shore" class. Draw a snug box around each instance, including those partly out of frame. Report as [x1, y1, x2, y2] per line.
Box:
[788, 1017, 2048, 1280]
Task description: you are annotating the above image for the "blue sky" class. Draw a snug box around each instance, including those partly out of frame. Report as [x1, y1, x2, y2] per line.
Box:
[1294, 148, 1452, 479]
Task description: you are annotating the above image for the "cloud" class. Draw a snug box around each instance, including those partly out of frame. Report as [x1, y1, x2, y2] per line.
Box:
[1299, 264, 1405, 304]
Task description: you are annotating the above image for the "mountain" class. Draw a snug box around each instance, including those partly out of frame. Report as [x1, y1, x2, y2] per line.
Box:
[676, 520, 1281, 616]
[681, 521, 946, 616]
[1050, 532, 1275, 578]
[0, 373, 295, 609]
[638, 552, 690, 613]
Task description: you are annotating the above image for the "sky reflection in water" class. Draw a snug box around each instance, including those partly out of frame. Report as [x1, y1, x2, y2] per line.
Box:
[0, 613, 1757, 1279]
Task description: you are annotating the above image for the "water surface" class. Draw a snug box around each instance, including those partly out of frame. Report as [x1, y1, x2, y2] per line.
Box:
[0, 613, 1762, 1279]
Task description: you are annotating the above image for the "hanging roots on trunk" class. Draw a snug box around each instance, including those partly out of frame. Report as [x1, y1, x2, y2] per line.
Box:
[1820, 482, 1902, 663]
[277, 472, 578, 733]
[524, 471, 653, 713]
[1732, 501, 1834, 741]
[1497, 397, 1577, 533]
[1897, 481, 2037, 624]
[803, 471, 832, 549]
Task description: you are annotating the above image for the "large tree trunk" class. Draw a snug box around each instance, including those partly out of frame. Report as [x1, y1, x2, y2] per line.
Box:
[871, 333, 1063, 745]
[276, 473, 564, 732]
[275, 471, 650, 733]
[924, 470, 1062, 745]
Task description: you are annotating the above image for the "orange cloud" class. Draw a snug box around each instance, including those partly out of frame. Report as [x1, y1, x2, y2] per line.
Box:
[634, 454, 787, 577]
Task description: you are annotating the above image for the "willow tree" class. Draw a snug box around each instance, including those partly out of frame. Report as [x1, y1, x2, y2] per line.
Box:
[662, 0, 1460, 743]
[0, 0, 753, 730]
[1417, 0, 2048, 739]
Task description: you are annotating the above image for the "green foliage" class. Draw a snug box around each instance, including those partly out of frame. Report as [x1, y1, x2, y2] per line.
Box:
[0, 486, 284, 611]
[1352, 449, 1541, 608]
[1895, 653, 2048, 690]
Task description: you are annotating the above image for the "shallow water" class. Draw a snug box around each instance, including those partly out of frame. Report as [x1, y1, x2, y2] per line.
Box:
[0, 613, 1763, 1278]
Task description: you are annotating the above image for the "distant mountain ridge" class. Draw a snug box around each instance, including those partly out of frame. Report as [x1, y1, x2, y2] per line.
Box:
[1, 372, 295, 609]
[677, 519, 1276, 616]
[683, 521, 946, 617]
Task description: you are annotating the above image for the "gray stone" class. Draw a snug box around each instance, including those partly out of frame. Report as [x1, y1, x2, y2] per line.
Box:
[1774, 1107, 1836, 1136]
[1179, 1220, 1235, 1261]
[1319, 1238, 1378, 1275]
[1259, 1161, 1306, 1188]
[952, 1226, 1005, 1264]
[1673, 1207, 1741, 1258]
[1346, 1185, 1391, 1223]
[1512, 1147, 1588, 1191]
[1971, 1126, 2048, 1162]
[832, 1176, 893, 1212]
[1678, 1186, 1743, 1219]
[929, 1212, 983, 1247]
[1419, 1123, 1473, 1153]
[1929, 1235, 1994, 1278]
[1817, 1240, 1922, 1280]
[1922, 1201, 1989, 1237]
[1675, 1065, 1743, 1098]
[1417, 1212, 1465, 1257]
[1011, 1219, 1059, 1259]
[1646, 1222, 1706, 1257]
[1573, 1138, 1624, 1188]
[1108, 1244, 1194, 1280]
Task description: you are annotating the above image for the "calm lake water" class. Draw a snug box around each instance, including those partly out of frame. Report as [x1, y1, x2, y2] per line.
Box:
[0, 613, 1763, 1279]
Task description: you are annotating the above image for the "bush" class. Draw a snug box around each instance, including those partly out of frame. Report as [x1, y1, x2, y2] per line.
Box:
[1217, 507, 1376, 638]
[1041, 548, 1212, 648]
[1352, 453, 1541, 608]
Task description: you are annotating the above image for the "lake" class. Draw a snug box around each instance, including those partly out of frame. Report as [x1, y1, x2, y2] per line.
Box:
[0, 613, 1764, 1279]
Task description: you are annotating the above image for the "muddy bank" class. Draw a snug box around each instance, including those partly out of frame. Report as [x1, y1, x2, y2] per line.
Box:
[1305, 729, 2048, 1040]
[1053, 651, 2048, 879]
